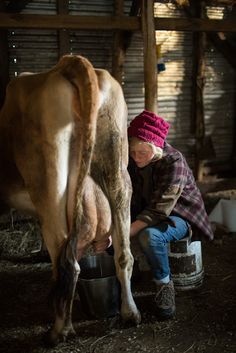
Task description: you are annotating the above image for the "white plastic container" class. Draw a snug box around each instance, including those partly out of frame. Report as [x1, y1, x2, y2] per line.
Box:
[209, 199, 236, 232]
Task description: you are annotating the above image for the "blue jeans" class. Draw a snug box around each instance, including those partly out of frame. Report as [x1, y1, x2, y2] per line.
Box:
[137, 216, 189, 283]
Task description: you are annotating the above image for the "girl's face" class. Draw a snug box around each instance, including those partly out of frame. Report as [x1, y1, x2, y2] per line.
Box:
[129, 140, 155, 168]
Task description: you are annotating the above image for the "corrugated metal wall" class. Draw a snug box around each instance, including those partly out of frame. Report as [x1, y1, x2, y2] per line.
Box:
[123, 31, 145, 118]
[154, 2, 235, 171]
[7, 0, 236, 174]
[9, 1, 132, 78]
[205, 5, 235, 172]
[8, 29, 58, 77]
[8, 0, 58, 77]
[154, 3, 194, 164]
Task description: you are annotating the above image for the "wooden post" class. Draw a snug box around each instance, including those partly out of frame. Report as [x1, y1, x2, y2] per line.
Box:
[112, 0, 125, 83]
[191, 1, 206, 180]
[0, 0, 9, 109]
[6, 0, 31, 12]
[57, 0, 70, 58]
[232, 78, 236, 175]
[141, 0, 157, 113]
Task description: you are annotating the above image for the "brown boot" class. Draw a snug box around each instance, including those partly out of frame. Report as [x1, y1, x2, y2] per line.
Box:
[154, 280, 176, 320]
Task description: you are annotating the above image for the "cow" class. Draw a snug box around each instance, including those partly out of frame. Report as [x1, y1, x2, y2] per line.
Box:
[0, 55, 141, 345]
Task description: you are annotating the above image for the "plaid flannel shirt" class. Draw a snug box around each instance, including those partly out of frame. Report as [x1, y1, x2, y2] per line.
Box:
[128, 142, 214, 240]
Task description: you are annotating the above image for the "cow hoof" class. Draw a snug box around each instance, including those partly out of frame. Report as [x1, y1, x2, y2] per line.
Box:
[45, 326, 76, 347]
[44, 330, 61, 347]
[122, 309, 141, 326]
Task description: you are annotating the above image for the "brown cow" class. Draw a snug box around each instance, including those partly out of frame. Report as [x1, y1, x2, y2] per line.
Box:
[0, 55, 141, 345]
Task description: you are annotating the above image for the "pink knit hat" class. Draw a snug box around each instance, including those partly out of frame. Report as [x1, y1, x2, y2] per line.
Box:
[128, 110, 170, 148]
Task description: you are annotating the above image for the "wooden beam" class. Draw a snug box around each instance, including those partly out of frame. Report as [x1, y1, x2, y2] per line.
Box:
[57, 0, 69, 14]
[141, 0, 157, 113]
[191, 1, 207, 181]
[154, 17, 236, 32]
[1, 13, 236, 32]
[0, 1, 9, 109]
[112, 0, 142, 83]
[0, 13, 140, 30]
[57, 0, 70, 58]
[207, 33, 236, 69]
[205, 0, 236, 4]
[6, 0, 31, 13]
[130, 0, 141, 16]
[232, 79, 236, 175]
[121, 0, 142, 52]
[112, 0, 125, 83]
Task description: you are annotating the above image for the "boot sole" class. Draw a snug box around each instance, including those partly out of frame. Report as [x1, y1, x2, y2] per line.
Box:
[157, 306, 176, 320]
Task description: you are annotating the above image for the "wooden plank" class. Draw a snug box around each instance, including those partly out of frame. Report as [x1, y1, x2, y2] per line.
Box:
[114, 0, 124, 14]
[57, 0, 69, 14]
[121, 0, 142, 54]
[112, 0, 125, 83]
[191, 1, 207, 181]
[130, 0, 141, 16]
[232, 84, 236, 174]
[6, 0, 31, 13]
[207, 33, 236, 69]
[154, 17, 236, 32]
[1, 13, 236, 32]
[57, 0, 70, 58]
[204, 0, 236, 4]
[112, 31, 126, 83]
[0, 1, 9, 109]
[141, 0, 157, 113]
[0, 13, 140, 30]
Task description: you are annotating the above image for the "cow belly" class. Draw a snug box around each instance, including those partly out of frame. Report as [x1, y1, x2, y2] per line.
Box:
[7, 190, 36, 214]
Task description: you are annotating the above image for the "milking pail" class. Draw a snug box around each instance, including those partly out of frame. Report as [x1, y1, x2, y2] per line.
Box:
[78, 254, 120, 318]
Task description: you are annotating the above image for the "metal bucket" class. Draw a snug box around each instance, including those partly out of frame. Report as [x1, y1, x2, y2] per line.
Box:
[78, 254, 120, 318]
[168, 236, 204, 291]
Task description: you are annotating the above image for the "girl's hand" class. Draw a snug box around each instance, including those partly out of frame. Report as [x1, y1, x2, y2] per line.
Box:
[130, 220, 148, 237]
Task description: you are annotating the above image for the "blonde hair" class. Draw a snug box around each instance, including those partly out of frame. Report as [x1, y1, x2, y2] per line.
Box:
[129, 137, 163, 160]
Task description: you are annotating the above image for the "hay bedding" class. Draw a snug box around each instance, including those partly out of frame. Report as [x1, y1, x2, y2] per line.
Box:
[0, 218, 42, 259]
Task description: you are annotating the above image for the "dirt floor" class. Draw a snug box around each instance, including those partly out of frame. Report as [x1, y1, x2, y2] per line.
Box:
[0, 231, 235, 353]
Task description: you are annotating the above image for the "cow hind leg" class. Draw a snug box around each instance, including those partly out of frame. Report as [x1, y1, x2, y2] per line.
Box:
[47, 240, 80, 346]
[38, 216, 79, 346]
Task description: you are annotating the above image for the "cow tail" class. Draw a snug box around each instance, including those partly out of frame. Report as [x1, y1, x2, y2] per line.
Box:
[51, 55, 100, 318]
[56, 55, 99, 234]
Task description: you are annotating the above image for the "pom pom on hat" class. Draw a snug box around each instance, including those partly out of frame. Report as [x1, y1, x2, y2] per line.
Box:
[128, 110, 170, 148]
